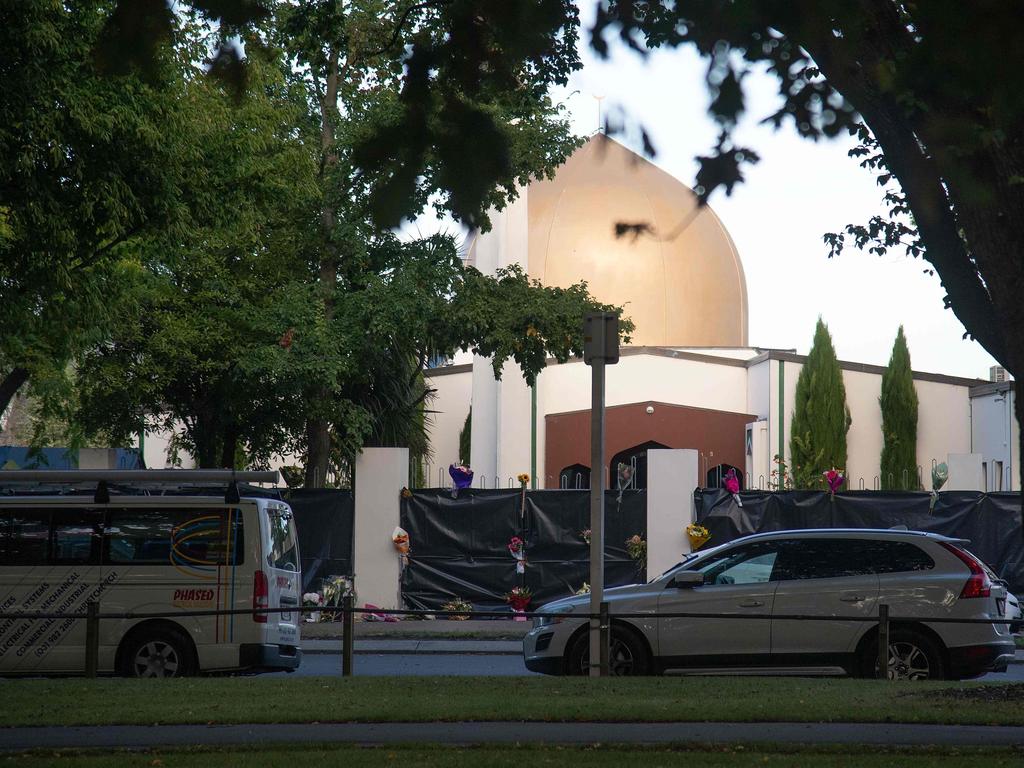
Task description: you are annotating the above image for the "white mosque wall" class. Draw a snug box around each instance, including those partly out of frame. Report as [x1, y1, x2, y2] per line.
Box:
[914, 379, 973, 486]
[971, 386, 1020, 491]
[539, 355, 749, 418]
[497, 362, 533, 487]
[774, 358, 973, 488]
[425, 367, 472, 481]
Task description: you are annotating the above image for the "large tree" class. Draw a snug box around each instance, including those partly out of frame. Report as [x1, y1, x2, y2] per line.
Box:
[592, 1, 1024, 491]
[0, 0, 203, 421]
[275, 0, 583, 485]
[880, 326, 919, 490]
[790, 318, 851, 488]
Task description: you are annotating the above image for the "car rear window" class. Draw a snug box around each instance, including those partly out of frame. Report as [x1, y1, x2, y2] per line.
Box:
[778, 539, 934, 580]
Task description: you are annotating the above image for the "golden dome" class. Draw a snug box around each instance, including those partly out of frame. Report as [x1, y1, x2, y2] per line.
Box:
[524, 134, 748, 347]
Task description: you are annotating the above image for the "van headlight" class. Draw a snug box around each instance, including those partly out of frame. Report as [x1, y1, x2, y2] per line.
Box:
[534, 606, 575, 628]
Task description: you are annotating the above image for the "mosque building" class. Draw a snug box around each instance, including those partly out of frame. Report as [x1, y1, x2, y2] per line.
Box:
[424, 135, 1019, 493]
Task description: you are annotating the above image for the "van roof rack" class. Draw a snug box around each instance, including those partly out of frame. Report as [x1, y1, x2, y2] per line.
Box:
[0, 469, 280, 505]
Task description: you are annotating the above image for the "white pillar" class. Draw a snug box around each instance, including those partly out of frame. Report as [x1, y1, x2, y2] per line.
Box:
[647, 449, 699, 577]
[353, 448, 409, 609]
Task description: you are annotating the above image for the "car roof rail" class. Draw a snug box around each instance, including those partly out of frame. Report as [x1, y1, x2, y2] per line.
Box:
[0, 469, 280, 505]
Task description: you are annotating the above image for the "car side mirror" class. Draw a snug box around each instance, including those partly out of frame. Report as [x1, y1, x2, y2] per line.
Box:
[669, 571, 704, 589]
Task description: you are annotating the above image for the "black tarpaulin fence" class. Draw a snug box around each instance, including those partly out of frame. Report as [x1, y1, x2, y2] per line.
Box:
[400, 488, 647, 611]
[695, 488, 1024, 592]
[284, 488, 354, 593]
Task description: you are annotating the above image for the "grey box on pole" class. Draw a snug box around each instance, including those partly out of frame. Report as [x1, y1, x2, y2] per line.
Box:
[584, 312, 619, 365]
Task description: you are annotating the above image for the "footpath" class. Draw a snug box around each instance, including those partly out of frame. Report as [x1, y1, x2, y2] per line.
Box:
[3, 721, 1024, 750]
[301, 618, 527, 655]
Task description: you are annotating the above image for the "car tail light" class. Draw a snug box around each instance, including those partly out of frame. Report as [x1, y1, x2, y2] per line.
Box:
[940, 542, 991, 598]
[253, 570, 269, 623]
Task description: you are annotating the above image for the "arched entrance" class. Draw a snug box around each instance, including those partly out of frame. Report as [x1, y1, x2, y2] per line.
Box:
[608, 441, 669, 490]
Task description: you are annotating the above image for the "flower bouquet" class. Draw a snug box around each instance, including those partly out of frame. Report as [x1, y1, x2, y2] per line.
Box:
[574, 582, 591, 596]
[626, 534, 647, 569]
[302, 592, 323, 623]
[686, 523, 711, 551]
[580, 528, 591, 546]
[823, 468, 845, 496]
[441, 597, 473, 620]
[508, 535, 527, 573]
[505, 586, 532, 620]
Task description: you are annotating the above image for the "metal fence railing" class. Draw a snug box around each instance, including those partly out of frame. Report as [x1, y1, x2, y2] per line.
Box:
[1, 599, 1018, 680]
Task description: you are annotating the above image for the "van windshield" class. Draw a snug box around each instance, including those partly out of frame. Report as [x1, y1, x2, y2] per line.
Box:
[267, 508, 298, 571]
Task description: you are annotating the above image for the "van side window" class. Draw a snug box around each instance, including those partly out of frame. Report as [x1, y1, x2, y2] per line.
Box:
[51, 510, 102, 564]
[105, 509, 244, 566]
[1, 511, 50, 566]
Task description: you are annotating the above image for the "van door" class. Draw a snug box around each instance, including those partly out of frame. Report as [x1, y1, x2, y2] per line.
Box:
[0, 507, 103, 674]
[262, 503, 300, 649]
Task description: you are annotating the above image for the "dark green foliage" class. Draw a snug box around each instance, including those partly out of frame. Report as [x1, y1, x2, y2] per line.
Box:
[790, 319, 852, 488]
[459, 409, 472, 466]
[880, 327, 920, 490]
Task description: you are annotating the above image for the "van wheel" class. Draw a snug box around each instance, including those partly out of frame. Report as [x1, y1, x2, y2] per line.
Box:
[860, 628, 946, 681]
[120, 627, 197, 678]
[566, 625, 651, 676]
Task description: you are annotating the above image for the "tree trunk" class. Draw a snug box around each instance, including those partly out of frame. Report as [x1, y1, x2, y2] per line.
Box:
[304, 418, 331, 488]
[220, 423, 239, 470]
[0, 367, 29, 420]
[304, 45, 342, 489]
[194, 411, 220, 469]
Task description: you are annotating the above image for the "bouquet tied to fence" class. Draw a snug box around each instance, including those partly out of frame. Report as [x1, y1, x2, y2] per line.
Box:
[505, 585, 533, 612]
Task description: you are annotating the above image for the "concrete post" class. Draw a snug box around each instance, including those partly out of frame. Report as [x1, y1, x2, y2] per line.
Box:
[353, 448, 409, 609]
[647, 449, 700, 578]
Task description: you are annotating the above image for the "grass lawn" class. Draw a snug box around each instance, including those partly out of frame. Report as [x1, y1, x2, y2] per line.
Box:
[4, 745, 1024, 768]
[3, 676, 1024, 728]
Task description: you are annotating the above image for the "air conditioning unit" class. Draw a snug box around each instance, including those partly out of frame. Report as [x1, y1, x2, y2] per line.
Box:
[990, 366, 1009, 383]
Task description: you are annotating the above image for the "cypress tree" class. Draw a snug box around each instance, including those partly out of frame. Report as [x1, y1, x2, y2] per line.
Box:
[880, 326, 919, 490]
[458, 408, 472, 465]
[790, 318, 852, 488]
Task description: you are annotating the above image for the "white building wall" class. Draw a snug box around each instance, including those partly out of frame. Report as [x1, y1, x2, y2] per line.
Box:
[424, 368, 472, 486]
[772, 358, 973, 488]
[467, 189, 530, 486]
[539, 355, 749, 416]
[914, 379, 972, 486]
[971, 387, 1019, 492]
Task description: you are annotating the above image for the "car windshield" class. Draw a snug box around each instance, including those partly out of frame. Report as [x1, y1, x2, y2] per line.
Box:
[649, 541, 730, 582]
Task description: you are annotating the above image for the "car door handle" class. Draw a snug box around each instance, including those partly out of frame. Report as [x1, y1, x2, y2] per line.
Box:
[738, 600, 764, 608]
[839, 596, 864, 603]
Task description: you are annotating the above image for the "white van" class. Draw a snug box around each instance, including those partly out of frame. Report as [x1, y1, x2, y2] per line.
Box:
[0, 470, 301, 677]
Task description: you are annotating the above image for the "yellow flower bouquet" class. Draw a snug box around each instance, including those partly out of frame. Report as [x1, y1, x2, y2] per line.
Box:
[686, 523, 711, 551]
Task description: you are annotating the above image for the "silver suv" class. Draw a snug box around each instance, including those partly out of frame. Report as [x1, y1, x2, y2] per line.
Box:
[524, 529, 1016, 680]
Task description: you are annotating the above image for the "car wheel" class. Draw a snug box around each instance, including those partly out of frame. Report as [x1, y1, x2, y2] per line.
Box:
[566, 625, 651, 676]
[120, 627, 197, 678]
[860, 628, 945, 681]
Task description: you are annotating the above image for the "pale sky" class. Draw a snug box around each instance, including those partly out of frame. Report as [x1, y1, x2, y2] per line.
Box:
[552, 21, 1001, 382]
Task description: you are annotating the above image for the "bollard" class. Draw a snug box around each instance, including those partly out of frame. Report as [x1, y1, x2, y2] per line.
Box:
[85, 601, 99, 678]
[599, 601, 610, 677]
[877, 603, 890, 680]
[342, 593, 354, 677]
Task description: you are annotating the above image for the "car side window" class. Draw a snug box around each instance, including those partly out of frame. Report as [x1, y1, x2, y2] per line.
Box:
[776, 539, 881, 580]
[696, 544, 780, 586]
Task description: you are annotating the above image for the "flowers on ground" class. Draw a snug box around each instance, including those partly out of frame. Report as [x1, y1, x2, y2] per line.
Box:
[442, 597, 473, 620]
[574, 582, 591, 596]
[580, 529, 591, 545]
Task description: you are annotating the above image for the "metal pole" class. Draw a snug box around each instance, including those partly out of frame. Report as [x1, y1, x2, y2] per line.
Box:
[84, 601, 99, 678]
[342, 594, 354, 677]
[877, 603, 890, 680]
[589, 354, 606, 677]
[599, 600, 610, 676]
[531, 383, 538, 490]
